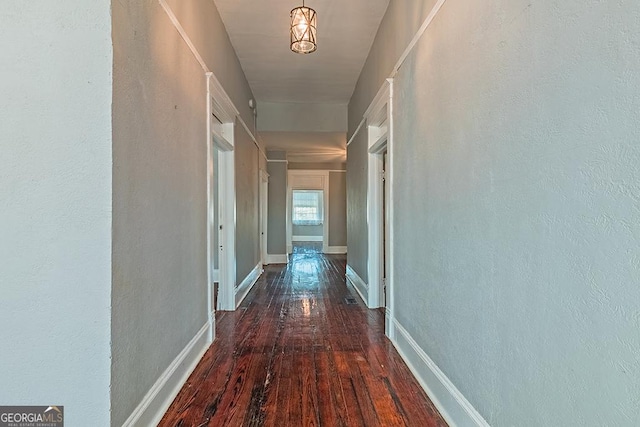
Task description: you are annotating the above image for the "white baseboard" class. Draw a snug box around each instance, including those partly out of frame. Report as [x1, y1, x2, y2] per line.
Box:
[235, 263, 262, 308]
[391, 319, 490, 427]
[292, 235, 323, 242]
[385, 307, 393, 339]
[265, 254, 288, 265]
[122, 321, 211, 427]
[345, 265, 368, 306]
[324, 245, 347, 254]
[212, 269, 220, 283]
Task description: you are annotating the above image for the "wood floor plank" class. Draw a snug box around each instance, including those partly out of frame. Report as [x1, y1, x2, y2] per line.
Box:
[159, 243, 447, 427]
[314, 350, 343, 427]
[337, 376, 367, 427]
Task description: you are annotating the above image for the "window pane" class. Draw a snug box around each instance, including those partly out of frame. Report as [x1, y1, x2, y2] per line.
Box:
[292, 190, 323, 225]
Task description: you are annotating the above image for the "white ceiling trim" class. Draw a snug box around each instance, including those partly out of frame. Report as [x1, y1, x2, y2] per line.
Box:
[390, 0, 448, 78]
[160, 0, 269, 159]
[158, 0, 209, 73]
[349, 0, 449, 146]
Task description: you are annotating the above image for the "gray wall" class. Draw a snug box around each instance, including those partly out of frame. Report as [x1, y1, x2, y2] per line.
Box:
[0, 1, 113, 424]
[111, 2, 208, 424]
[235, 123, 260, 284]
[329, 172, 347, 247]
[165, 0, 255, 127]
[292, 224, 323, 237]
[267, 157, 288, 255]
[346, 124, 369, 281]
[351, 0, 640, 425]
[348, 0, 438, 135]
[258, 102, 348, 132]
[111, 0, 256, 425]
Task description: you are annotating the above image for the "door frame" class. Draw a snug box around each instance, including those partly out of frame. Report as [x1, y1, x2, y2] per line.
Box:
[367, 142, 386, 310]
[365, 79, 395, 338]
[207, 73, 239, 315]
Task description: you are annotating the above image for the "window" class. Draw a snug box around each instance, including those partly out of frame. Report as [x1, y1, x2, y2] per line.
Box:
[292, 190, 323, 225]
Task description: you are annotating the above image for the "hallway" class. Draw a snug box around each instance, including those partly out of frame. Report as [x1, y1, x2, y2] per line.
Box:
[159, 244, 447, 426]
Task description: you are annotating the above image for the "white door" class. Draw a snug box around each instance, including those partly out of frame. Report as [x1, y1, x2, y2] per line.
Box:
[259, 171, 268, 264]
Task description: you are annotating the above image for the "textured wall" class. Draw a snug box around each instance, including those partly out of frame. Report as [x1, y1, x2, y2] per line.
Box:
[393, 0, 640, 425]
[329, 172, 348, 247]
[258, 102, 348, 132]
[111, 2, 209, 425]
[111, 0, 256, 424]
[348, 0, 437, 136]
[346, 0, 440, 281]
[164, 0, 255, 127]
[0, 1, 113, 424]
[346, 127, 369, 281]
[235, 124, 260, 283]
[267, 159, 288, 254]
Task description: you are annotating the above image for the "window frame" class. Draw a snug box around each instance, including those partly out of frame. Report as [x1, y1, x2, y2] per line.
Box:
[291, 189, 324, 226]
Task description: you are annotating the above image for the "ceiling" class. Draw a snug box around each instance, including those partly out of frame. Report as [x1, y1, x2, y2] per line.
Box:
[214, 0, 389, 162]
[213, 0, 390, 104]
[260, 131, 347, 163]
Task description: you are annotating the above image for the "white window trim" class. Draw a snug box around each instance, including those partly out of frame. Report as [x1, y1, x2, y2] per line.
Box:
[292, 189, 324, 226]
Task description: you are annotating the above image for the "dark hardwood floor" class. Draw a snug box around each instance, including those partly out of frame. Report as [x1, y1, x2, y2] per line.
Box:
[159, 243, 447, 427]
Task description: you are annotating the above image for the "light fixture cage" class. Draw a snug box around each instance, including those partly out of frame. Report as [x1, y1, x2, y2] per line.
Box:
[290, 4, 317, 54]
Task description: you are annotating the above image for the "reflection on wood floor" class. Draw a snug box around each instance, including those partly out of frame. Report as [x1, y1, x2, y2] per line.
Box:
[159, 242, 447, 426]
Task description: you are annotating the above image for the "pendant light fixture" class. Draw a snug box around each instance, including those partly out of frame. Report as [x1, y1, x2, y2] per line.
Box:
[290, 0, 317, 54]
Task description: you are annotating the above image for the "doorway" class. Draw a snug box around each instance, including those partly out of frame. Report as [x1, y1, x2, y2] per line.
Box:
[382, 151, 389, 311]
[260, 170, 269, 265]
[291, 189, 324, 243]
[286, 170, 329, 254]
[207, 72, 238, 313]
[361, 78, 393, 336]
[216, 146, 235, 311]
[366, 142, 387, 310]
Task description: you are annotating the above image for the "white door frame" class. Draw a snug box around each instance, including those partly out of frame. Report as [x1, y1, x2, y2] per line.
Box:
[383, 151, 391, 330]
[206, 73, 215, 342]
[365, 79, 395, 338]
[367, 142, 386, 310]
[207, 73, 239, 313]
